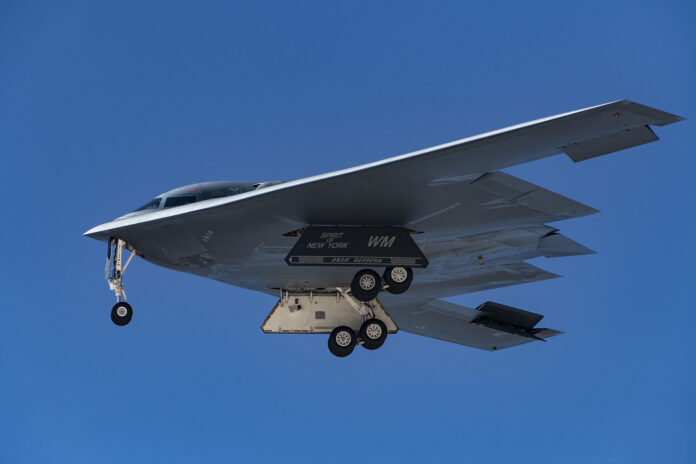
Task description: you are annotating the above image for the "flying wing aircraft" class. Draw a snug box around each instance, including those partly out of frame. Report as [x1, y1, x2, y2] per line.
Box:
[85, 100, 683, 357]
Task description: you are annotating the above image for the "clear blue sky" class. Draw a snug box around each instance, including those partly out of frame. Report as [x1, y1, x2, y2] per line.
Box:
[1, 1, 694, 462]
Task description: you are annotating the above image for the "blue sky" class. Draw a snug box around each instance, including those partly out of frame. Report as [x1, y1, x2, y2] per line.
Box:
[1, 1, 694, 462]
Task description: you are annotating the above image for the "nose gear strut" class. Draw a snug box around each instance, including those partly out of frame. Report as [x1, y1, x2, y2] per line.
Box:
[106, 238, 137, 326]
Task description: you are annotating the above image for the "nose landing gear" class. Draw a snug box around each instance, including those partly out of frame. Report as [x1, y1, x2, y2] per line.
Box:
[105, 238, 137, 326]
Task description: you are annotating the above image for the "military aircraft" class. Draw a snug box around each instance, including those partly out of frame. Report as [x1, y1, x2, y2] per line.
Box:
[85, 100, 683, 357]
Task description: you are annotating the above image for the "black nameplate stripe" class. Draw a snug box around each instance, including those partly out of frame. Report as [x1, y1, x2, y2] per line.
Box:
[285, 226, 428, 268]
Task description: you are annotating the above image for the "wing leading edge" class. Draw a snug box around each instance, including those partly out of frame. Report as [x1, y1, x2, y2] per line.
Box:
[84, 99, 683, 240]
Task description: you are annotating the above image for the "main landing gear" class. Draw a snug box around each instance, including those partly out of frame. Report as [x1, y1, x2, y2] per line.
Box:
[262, 290, 398, 358]
[324, 266, 412, 356]
[360, 318, 387, 350]
[328, 326, 356, 357]
[349, 266, 414, 302]
[324, 288, 394, 357]
[327, 318, 389, 357]
[105, 238, 137, 326]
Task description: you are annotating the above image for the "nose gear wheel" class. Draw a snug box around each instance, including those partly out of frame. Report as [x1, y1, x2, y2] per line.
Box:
[111, 302, 133, 326]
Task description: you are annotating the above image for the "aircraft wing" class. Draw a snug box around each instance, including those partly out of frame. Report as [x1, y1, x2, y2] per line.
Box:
[84, 99, 682, 298]
[379, 296, 562, 351]
[86, 99, 681, 238]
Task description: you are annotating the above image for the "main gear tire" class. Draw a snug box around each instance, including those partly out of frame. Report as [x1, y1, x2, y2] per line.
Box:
[351, 269, 381, 302]
[328, 326, 357, 357]
[359, 318, 387, 350]
[384, 267, 413, 294]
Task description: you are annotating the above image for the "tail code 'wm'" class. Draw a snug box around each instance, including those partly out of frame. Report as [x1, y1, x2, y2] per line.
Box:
[368, 236, 396, 247]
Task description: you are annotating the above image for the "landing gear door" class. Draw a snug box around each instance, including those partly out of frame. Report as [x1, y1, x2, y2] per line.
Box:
[285, 226, 428, 268]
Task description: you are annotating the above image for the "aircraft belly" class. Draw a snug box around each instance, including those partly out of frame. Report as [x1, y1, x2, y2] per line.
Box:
[115, 198, 593, 299]
[135, 226, 581, 300]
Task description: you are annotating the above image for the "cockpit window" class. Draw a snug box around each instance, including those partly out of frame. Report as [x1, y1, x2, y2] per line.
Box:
[205, 188, 234, 200]
[134, 198, 161, 211]
[164, 195, 197, 208]
[129, 182, 267, 215]
[199, 186, 249, 201]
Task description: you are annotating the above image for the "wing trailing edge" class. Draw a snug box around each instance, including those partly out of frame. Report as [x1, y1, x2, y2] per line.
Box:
[381, 297, 562, 351]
